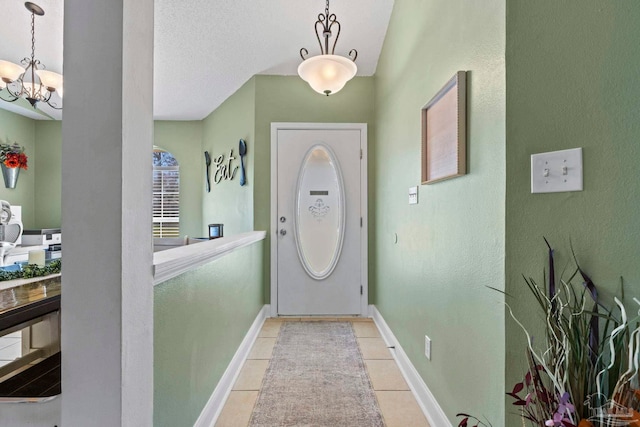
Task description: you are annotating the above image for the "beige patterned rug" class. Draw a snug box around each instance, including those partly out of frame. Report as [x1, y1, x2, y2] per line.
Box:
[249, 321, 385, 427]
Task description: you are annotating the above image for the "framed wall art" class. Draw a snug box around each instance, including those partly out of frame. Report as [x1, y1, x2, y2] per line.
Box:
[421, 71, 467, 184]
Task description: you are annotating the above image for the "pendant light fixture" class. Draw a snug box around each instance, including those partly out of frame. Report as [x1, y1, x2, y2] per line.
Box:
[0, 2, 62, 110]
[298, 0, 358, 96]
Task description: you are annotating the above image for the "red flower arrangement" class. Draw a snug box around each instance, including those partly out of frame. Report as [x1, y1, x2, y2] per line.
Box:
[0, 144, 28, 170]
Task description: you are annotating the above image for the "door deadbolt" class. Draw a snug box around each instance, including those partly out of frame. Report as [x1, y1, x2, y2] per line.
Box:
[280, 216, 286, 223]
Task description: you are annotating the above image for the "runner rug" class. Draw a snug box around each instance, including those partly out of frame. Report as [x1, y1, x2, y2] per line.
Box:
[249, 321, 385, 427]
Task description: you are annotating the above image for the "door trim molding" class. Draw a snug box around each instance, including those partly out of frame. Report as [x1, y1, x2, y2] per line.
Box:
[270, 123, 368, 317]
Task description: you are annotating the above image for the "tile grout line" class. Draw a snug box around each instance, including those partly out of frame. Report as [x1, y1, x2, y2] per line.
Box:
[244, 319, 282, 427]
[353, 321, 389, 427]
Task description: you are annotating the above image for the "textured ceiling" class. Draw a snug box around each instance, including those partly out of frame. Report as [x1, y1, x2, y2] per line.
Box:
[0, 0, 394, 121]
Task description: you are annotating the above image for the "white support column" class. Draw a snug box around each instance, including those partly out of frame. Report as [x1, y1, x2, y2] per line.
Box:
[61, 0, 154, 426]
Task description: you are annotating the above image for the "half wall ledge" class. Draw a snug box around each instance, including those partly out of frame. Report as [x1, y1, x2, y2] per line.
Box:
[152, 231, 267, 286]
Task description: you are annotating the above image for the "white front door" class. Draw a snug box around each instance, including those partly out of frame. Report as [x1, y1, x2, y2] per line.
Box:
[271, 123, 367, 316]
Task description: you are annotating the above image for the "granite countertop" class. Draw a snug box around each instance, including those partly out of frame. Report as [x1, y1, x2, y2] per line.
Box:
[0, 276, 61, 318]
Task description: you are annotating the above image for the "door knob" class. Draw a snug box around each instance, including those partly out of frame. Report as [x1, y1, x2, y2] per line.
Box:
[280, 229, 287, 236]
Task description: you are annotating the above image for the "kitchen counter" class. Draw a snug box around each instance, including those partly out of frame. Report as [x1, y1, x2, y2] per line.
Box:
[0, 275, 61, 402]
[0, 275, 60, 333]
[0, 273, 61, 291]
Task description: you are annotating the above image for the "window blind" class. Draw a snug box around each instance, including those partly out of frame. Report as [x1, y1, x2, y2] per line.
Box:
[153, 166, 180, 237]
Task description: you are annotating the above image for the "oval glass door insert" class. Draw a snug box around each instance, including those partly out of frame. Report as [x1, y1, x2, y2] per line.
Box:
[294, 144, 345, 280]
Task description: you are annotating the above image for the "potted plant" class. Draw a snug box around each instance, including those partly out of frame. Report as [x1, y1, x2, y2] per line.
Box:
[0, 143, 28, 188]
[457, 240, 640, 427]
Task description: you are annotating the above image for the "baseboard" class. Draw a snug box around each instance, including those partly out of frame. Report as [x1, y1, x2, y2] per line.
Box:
[370, 305, 452, 427]
[193, 304, 270, 427]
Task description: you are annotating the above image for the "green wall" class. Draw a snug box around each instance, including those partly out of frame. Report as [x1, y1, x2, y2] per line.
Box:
[253, 75, 376, 302]
[373, 0, 506, 423]
[154, 240, 264, 427]
[505, 1, 640, 424]
[0, 109, 37, 228]
[154, 121, 204, 237]
[0, 116, 204, 234]
[34, 120, 62, 228]
[202, 78, 256, 237]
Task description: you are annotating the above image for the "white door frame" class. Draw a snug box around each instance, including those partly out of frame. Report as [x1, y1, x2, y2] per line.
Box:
[270, 122, 368, 317]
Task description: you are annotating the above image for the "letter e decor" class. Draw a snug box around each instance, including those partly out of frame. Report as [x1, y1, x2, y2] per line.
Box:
[213, 149, 239, 184]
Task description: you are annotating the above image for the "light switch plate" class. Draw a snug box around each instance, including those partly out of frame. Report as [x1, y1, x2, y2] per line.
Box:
[409, 186, 418, 205]
[531, 148, 583, 193]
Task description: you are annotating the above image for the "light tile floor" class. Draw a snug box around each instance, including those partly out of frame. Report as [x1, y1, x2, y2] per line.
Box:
[215, 318, 430, 427]
[0, 332, 22, 368]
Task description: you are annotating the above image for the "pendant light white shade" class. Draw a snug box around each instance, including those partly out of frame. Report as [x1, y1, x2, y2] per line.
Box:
[35, 69, 63, 96]
[0, 60, 26, 83]
[298, 54, 357, 96]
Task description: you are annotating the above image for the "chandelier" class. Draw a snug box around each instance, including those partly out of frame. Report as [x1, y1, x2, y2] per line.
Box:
[298, 0, 358, 96]
[0, 2, 62, 110]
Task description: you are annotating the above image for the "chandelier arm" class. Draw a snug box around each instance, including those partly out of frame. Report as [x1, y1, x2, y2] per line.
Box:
[39, 87, 60, 109]
[328, 17, 340, 55]
[3, 81, 23, 99]
[314, 19, 326, 55]
[44, 99, 62, 110]
[300, 48, 309, 61]
[0, 91, 21, 103]
[349, 49, 358, 62]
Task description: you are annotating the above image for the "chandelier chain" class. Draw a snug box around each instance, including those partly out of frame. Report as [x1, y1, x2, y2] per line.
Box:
[29, 8, 38, 96]
[31, 10, 36, 64]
